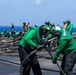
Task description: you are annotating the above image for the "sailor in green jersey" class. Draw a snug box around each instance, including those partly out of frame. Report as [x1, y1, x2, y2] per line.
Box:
[40, 23, 55, 50]
[18, 25, 48, 75]
[63, 20, 73, 34]
[44, 21, 52, 29]
[48, 25, 76, 75]
[18, 31, 24, 37]
[11, 31, 19, 38]
[2, 29, 10, 37]
[44, 21, 56, 40]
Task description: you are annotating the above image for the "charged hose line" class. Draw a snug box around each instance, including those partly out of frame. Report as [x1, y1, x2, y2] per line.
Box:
[46, 46, 66, 75]
[47, 37, 66, 75]
[20, 37, 66, 75]
[20, 47, 66, 75]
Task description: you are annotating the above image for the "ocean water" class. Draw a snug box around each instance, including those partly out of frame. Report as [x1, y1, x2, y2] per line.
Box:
[73, 27, 76, 32]
[0, 26, 23, 32]
[0, 26, 76, 32]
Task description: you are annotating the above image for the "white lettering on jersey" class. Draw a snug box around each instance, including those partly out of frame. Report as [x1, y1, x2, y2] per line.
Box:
[63, 29, 66, 36]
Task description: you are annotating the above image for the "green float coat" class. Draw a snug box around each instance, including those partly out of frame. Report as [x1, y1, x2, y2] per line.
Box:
[53, 29, 76, 62]
[19, 27, 42, 50]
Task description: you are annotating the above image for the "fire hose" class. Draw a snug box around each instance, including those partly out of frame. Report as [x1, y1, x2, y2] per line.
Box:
[20, 37, 66, 75]
[45, 45, 66, 75]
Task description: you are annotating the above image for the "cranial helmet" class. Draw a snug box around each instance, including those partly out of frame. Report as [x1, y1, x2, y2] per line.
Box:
[45, 21, 51, 25]
[66, 20, 70, 25]
[39, 25, 50, 37]
[23, 22, 26, 25]
[63, 21, 66, 24]
[35, 24, 38, 27]
[54, 25, 62, 32]
[50, 25, 62, 37]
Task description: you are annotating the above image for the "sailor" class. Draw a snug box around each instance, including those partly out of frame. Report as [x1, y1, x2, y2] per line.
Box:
[23, 22, 29, 32]
[49, 25, 76, 75]
[63, 20, 73, 34]
[18, 25, 48, 75]
[11, 23, 14, 36]
[11, 31, 18, 38]
[2, 29, 10, 37]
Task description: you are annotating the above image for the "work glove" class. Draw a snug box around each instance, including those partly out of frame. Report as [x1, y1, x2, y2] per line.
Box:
[42, 38, 48, 45]
[36, 45, 43, 50]
[52, 57, 57, 64]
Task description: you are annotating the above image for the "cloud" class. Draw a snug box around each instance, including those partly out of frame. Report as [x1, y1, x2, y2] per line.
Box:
[36, 0, 41, 5]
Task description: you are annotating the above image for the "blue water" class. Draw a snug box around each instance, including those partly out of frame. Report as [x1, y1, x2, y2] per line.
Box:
[0, 26, 23, 32]
[73, 27, 76, 32]
[0, 26, 76, 32]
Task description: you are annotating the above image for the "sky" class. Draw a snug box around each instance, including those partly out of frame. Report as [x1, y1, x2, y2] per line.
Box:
[0, 0, 76, 27]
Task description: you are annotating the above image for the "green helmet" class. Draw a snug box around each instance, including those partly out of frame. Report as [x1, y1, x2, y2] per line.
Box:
[50, 25, 62, 37]
[54, 25, 62, 33]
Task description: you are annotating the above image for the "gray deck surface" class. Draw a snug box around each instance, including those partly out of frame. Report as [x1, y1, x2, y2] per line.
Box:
[0, 52, 76, 75]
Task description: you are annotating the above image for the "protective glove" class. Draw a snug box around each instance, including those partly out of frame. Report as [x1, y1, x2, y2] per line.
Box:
[42, 38, 48, 45]
[36, 45, 43, 50]
[52, 57, 57, 64]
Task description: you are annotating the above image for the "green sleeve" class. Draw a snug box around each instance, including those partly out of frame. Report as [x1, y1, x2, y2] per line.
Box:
[13, 34, 18, 37]
[53, 40, 67, 61]
[25, 29, 37, 47]
[46, 34, 53, 39]
[3, 32, 8, 36]
[69, 24, 73, 34]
